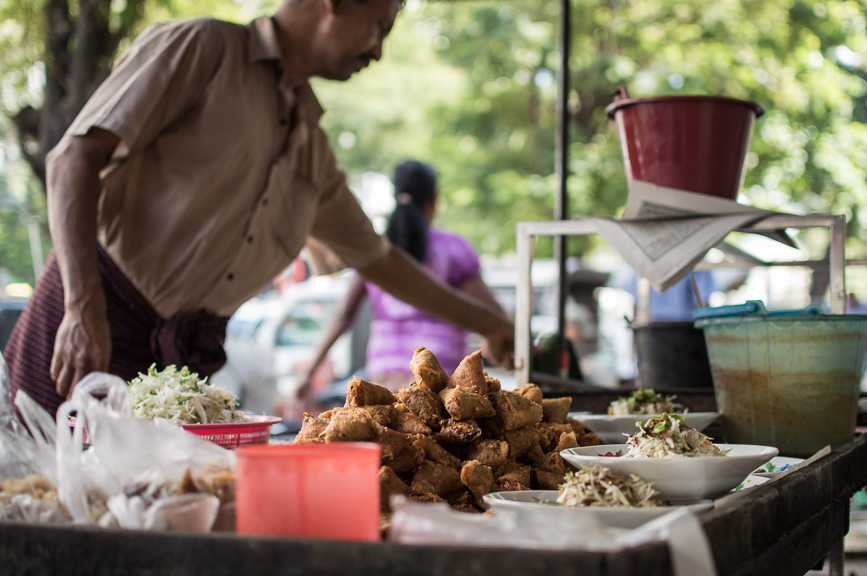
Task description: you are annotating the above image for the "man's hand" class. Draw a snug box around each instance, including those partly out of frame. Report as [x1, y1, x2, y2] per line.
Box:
[45, 128, 120, 399]
[50, 306, 111, 398]
[294, 371, 315, 403]
[483, 322, 515, 370]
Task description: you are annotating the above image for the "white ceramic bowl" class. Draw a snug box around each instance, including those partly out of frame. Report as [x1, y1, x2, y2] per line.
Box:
[570, 412, 720, 444]
[482, 490, 714, 529]
[560, 443, 779, 499]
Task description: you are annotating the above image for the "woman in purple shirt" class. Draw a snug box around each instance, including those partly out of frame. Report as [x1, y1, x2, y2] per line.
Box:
[298, 160, 504, 395]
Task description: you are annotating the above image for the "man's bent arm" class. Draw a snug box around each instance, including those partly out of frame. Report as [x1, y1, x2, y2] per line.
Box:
[357, 246, 515, 369]
[46, 127, 120, 398]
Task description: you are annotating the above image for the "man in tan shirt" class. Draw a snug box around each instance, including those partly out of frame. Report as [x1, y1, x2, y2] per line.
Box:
[5, 0, 514, 415]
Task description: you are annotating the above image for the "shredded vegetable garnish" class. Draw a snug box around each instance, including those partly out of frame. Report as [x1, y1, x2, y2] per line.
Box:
[608, 388, 682, 416]
[128, 364, 246, 424]
[625, 413, 724, 458]
[556, 468, 665, 508]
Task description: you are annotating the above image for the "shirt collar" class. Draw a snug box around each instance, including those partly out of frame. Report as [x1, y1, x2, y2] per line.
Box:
[247, 16, 281, 63]
[247, 16, 323, 123]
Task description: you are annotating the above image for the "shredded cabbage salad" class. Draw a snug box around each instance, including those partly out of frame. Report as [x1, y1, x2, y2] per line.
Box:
[608, 388, 682, 416]
[556, 468, 664, 508]
[128, 364, 246, 424]
[626, 413, 724, 458]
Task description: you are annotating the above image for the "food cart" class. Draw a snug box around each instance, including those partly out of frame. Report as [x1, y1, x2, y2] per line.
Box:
[3, 1, 865, 572]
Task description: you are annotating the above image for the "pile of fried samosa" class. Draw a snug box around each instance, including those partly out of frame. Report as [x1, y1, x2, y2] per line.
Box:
[294, 347, 599, 521]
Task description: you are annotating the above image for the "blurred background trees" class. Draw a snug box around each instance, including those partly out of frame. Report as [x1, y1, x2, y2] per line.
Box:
[2, 0, 867, 295]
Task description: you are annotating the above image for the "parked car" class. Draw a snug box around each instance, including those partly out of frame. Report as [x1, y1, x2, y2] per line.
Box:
[0, 298, 27, 353]
[480, 258, 562, 335]
[213, 260, 581, 419]
[209, 273, 369, 417]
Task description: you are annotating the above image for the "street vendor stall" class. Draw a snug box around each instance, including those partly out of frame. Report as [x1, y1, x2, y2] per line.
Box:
[3, 3, 865, 574]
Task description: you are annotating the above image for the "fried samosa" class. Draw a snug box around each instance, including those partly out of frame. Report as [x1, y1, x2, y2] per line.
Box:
[410, 346, 450, 394]
[448, 349, 488, 396]
[439, 386, 495, 421]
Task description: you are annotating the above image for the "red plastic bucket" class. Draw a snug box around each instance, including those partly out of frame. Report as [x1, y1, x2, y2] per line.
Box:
[606, 88, 764, 200]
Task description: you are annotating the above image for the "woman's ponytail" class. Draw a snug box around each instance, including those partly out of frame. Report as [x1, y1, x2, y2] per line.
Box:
[386, 160, 437, 263]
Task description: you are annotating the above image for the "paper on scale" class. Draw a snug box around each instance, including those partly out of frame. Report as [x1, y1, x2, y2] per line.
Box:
[578, 180, 793, 293]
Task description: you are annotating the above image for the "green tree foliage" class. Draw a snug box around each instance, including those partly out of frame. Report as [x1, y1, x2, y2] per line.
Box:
[3, 0, 867, 289]
[316, 0, 867, 263]
[0, 136, 49, 286]
[584, 0, 867, 260]
[315, 2, 566, 256]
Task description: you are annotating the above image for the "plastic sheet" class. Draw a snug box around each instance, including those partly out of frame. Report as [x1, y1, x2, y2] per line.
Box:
[54, 372, 235, 530]
[389, 495, 718, 576]
[0, 353, 70, 523]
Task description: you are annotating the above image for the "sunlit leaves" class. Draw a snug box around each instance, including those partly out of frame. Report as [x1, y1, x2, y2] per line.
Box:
[4, 0, 867, 275]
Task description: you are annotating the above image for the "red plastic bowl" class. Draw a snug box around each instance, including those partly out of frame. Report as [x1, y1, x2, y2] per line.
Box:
[181, 415, 283, 449]
[69, 414, 282, 450]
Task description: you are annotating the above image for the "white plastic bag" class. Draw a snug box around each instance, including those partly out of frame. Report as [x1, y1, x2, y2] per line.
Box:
[0, 353, 71, 523]
[55, 372, 233, 531]
[105, 492, 220, 532]
[388, 495, 620, 551]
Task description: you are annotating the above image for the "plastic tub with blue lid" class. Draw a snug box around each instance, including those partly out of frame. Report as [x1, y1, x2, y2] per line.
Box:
[694, 301, 867, 457]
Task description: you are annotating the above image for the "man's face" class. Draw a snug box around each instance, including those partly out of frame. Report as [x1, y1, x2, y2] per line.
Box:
[318, 0, 401, 81]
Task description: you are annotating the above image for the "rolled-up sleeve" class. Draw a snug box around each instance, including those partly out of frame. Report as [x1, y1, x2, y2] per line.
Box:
[66, 18, 222, 159]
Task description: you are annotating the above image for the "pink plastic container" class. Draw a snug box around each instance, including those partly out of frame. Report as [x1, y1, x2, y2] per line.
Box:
[235, 442, 381, 541]
[606, 87, 764, 200]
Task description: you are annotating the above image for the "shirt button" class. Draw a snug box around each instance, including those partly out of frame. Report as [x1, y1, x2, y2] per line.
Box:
[227, 273, 234, 281]
[279, 118, 287, 126]
[247, 235, 254, 243]
[262, 198, 269, 206]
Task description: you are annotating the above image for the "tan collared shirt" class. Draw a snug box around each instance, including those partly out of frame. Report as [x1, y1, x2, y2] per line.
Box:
[66, 16, 390, 319]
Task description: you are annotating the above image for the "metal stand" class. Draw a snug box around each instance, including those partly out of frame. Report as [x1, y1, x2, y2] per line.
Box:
[514, 213, 848, 387]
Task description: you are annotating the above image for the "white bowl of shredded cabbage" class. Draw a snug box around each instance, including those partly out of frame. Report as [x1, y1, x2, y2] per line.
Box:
[571, 412, 720, 444]
[560, 443, 778, 499]
[128, 364, 248, 425]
